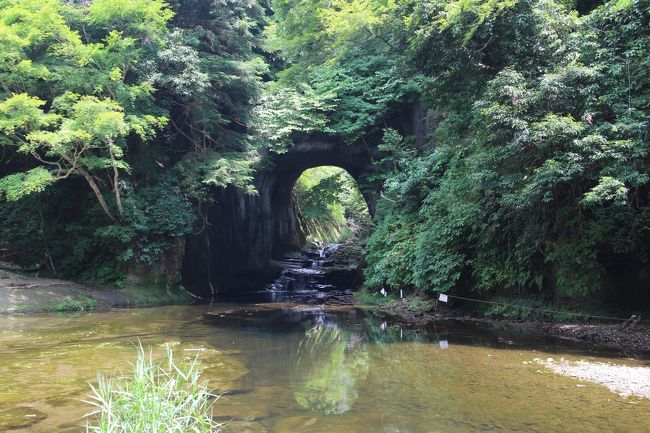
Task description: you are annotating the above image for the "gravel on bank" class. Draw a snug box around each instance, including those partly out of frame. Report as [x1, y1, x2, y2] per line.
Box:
[541, 358, 650, 399]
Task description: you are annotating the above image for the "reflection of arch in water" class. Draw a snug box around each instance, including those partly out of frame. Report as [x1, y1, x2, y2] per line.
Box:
[293, 321, 369, 415]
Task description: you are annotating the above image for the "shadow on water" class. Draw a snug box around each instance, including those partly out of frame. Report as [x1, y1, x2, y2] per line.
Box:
[203, 303, 647, 361]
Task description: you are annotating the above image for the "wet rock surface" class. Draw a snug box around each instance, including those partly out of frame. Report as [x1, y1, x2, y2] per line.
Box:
[0, 270, 193, 314]
[0, 273, 133, 314]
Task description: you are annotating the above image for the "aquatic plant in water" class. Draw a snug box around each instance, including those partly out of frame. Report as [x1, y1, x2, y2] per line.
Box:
[84, 344, 220, 433]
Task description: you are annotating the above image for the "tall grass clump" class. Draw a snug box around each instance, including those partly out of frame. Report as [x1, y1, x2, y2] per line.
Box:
[84, 344, 220, 433]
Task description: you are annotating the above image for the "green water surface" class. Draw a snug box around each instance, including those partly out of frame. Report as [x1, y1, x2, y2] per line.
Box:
[0, 304, 649, 433]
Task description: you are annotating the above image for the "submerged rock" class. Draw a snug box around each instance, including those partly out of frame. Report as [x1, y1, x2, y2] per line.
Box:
[213, 386, 289, 422]
[0, 407, 47, 430]
[162, 341, 250, 392]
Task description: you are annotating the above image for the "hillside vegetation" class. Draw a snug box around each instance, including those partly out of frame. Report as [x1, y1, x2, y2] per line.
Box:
[0, 0, 648, 308]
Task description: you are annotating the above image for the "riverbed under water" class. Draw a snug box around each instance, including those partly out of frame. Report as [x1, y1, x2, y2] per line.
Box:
[1, 303, 649, 433]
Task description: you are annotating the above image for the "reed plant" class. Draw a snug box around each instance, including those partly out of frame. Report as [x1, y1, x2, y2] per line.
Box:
[84, 344, 220, 433]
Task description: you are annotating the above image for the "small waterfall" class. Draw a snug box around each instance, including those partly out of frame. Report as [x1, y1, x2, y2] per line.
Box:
[264, 243, 354, 304]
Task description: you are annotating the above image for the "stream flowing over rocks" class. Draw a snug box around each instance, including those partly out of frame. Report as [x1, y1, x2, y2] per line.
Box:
[263, 243, 364, 304]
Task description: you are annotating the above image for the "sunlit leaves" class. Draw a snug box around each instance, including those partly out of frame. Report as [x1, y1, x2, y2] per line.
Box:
[0, 91, 168, 203]
[0, 93, 50, 136]
[86, 0, 174, 42]
[318, 0, 398, 45]
[175, 151, 258, 199]
[254, 85, 334, 153]
[582, 176, 628, 207]
[436, 0, 519, 44]
[0, 167, 53, 201]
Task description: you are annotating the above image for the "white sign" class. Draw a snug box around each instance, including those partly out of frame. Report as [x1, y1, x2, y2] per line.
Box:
[438, 293, 448, 303]
[439, 340, 449, 349]
[380, 288, 387, 297]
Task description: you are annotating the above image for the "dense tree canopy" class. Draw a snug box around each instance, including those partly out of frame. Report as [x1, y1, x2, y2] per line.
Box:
[0, 0, 648, 305]
[264, 0, 650, 303]
[0, 0, 265, 279]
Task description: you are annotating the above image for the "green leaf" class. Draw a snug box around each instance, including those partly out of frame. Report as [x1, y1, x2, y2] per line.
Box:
[0, 167, 54, 201]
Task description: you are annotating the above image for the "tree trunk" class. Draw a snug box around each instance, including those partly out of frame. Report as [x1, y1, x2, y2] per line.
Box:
[82, 172, 117, 222]
[109, 144, 125, 220]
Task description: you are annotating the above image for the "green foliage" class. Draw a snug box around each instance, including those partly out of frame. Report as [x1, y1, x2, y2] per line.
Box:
[93, 176, 197, 265]
[0, 174, 196, 282]
[363, 0, 650, 302]
[175, 151, 258, 200]
[0, 0, 266, 280]
[265, 0, 421, 144]
[478, 297, 605, 322]
[354, 291, 393, 305]
[582, 176, 629, 207]
[293, 166, 370, 243]
[254, 85, 334, 153]
[53, 298, 98, 312]
[1, 0, 650, 310]
[0, 167, 53, 200]
[86, 0, 174, 41]
[84, 344, 220, 433]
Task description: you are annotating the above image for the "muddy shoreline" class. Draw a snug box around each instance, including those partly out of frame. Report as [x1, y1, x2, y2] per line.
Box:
[370, 298, 650, 354]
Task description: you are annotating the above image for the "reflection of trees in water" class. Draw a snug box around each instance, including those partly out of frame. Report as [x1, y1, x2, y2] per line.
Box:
[361, 316, 426, 345]
[293, 320, 369, 415]
[360, 315, 449, 433]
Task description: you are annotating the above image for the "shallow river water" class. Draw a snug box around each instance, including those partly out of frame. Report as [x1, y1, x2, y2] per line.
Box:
[1, 303, 649, 433]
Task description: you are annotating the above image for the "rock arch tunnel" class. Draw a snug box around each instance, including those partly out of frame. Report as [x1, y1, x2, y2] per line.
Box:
[182, 134, 378, 297]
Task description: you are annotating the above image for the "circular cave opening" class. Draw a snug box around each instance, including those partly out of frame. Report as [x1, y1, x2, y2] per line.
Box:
[291, 166, 371, 248]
